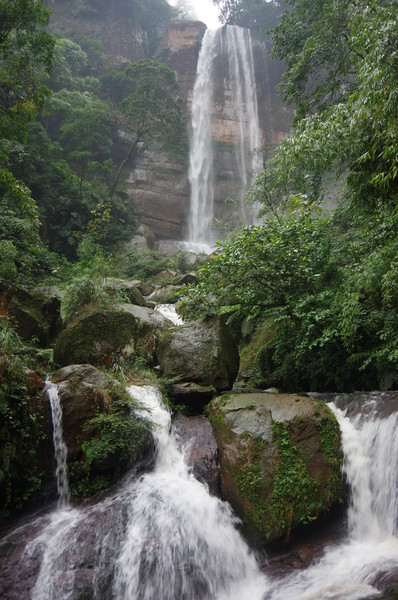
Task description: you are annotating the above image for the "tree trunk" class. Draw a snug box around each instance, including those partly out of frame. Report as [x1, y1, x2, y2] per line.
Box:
[108, 137, 139, 199]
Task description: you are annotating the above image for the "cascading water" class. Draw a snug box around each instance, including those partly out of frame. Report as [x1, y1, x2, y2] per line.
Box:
[113, 385, 268, 600]
[188, 25, 262, 248]
[188, 28, 218, 249]
[5, 391, 398, 599]
[265, 399, 398, 600]
[6, 386, 268, 599]
[45, 381, 70, 508]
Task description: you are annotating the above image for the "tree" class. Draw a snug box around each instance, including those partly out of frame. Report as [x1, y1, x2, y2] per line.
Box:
[0, 0, 54, 142]
[109, 58, 187, 198]
[212, 0, 285, 35]
[270, 0, 359, 118]
[250, 0, 398, 213]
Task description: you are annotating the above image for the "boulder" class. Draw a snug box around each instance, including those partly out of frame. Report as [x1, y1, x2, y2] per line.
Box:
[173, 413, 221, 497]
[53, 303, 173, 368]
[147, 284, 180, 305]
[157, 317, 239, 392]
[50, 364, 113, 458]
[103, 278, 147, 307]
[0, 280, 62, 346]
[208, 392, 343, 544]
[49, 364, 155, 495]
[168, 381, 216, 411]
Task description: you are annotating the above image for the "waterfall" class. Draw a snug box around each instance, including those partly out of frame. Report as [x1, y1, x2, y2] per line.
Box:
[6, 391, 398, 599]
[46, 381, 70, 508]
[266, 400, 398, 600]
[188, 25, 262, 248]
[13, 386, 268, 599]
[222, 26, 262, 225]
[154, 303, 184, 325]
[113, 385, 268, 600]
[188, 28, 218, 248]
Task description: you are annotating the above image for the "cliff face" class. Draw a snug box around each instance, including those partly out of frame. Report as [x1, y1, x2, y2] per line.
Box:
[131, 20, 294, 244]
[46, 0, 147, 67]
[45, 4, 293, 245]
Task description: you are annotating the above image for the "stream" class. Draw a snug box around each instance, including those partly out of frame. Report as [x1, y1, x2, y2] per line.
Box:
[2, 389, 398, 599]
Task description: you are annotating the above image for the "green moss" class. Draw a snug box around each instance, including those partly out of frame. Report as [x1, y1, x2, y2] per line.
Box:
[266, 422, 322, 539]
[68, 384, 153, 497]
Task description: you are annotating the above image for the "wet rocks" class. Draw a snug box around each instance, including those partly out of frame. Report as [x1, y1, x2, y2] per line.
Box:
[173, 414, 221, 496]
[53, 303, 173, 368]
[157, 317, 239, 394]
[208, 392, 343, 544]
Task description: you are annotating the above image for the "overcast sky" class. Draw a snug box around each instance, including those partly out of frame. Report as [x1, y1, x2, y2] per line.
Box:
[167, 0, 222, 29]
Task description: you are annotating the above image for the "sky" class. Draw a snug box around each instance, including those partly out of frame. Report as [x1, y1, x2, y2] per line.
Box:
[167, 0, 222, 29]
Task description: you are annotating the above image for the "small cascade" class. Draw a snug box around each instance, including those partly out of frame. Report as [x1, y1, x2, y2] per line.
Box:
[113, 385, 268, 600]
[188, 25, 262, 247]
[267, 400, 398, 600]
[155, 303, 184, 325]
[46, 381, 70, 508]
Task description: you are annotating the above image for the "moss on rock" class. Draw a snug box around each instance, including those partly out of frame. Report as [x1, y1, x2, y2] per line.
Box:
[208, 393, 343, 544]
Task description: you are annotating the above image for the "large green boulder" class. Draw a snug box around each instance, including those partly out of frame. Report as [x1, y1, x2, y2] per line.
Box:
[0, 280, 62, 346]
[157, 317, 239, 392]
[50, 364, 154, 497]
[208, 392, 343, 544]
[53, 303, 172, 368]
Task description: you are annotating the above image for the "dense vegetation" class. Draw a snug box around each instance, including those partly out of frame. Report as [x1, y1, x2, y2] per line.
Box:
[2, 0, 398, 515]
[186, 0, 398, 392]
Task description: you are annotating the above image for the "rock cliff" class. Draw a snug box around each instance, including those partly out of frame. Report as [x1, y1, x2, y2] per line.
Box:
[45, 3, 293, 246]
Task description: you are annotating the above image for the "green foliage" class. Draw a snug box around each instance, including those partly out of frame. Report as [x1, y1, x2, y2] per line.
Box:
[0, 0, 55, 142]
[0, 319, 44, 517]
[212, 0, 285, 36]
[109, 58, 188, 198]
[69, 385, 152, 497]
[0, 167, 48, 282]
[266, 421, 322, 538]
[186, 0, 398, 392]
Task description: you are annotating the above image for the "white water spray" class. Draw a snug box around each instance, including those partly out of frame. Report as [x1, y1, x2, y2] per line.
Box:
[46, 381, 70, 508]
[266, 401, 398, 600]
[188, 25, 262, 246]
[113, 385, 268, 600]
[188, 28, 218, 246]
[155, 303, 184, 325]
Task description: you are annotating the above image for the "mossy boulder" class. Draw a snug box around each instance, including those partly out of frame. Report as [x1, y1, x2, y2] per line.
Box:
[50, 364, 154, 497]
[157, 317, 239, 392]
[103, 278, 147, 307]
[53, 303, 172, 368]
[0, 280, 62, 346]
[208, 392, 343, 544]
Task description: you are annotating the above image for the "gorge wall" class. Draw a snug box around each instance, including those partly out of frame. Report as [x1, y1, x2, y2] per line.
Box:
[46, 3, 294, 246]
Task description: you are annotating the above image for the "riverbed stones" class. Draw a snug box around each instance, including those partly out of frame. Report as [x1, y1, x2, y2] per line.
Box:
[208, 392, 343, 544]
[53, 303, 173, 368]
[157, 317, 239, 392]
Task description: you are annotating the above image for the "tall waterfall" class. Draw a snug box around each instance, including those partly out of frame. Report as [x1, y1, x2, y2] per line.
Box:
[188, 25, 262, 247]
